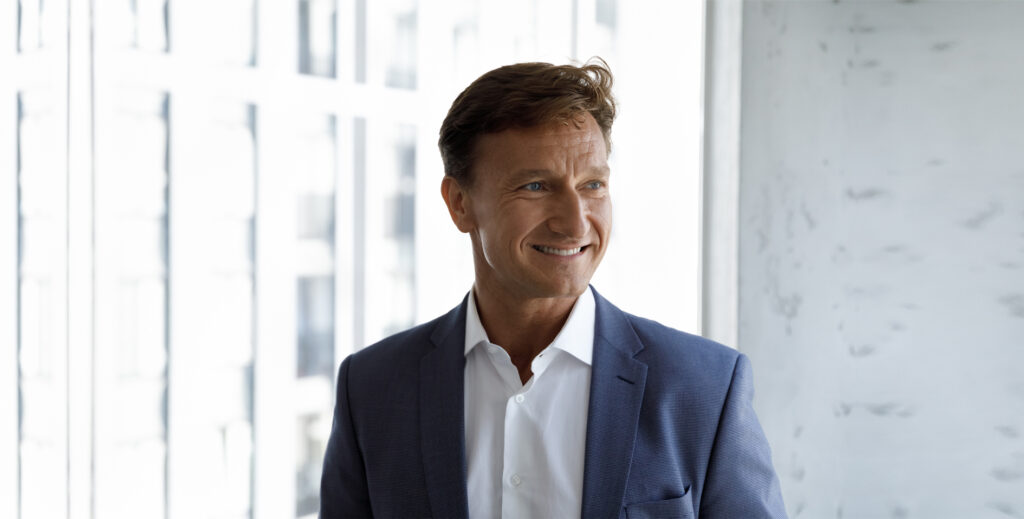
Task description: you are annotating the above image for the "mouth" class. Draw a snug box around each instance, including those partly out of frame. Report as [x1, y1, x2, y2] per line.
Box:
[532, 245, 588, 256]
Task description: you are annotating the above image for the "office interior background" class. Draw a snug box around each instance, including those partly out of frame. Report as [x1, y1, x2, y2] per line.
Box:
[0, 0, 1021, 518]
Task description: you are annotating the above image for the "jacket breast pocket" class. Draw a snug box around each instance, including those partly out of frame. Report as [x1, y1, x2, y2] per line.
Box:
[624, 488, 694, 519]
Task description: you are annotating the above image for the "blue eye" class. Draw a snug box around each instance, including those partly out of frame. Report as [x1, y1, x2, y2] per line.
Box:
[523, 182, 543, 191]
[586, 181, 605, 189]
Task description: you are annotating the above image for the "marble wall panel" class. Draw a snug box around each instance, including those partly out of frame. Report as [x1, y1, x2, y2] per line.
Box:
[738, 2, 1024, 517]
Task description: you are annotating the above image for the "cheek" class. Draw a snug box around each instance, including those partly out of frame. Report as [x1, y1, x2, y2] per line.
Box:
[502, 203, 543, 238]
[590, 199, 613, 236]
[477, 212, 530, 261]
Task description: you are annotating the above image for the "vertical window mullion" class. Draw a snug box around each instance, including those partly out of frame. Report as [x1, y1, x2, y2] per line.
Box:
[66, 0, 96, 516]
[91, 1, 176, 517]
[15, 0, 72, 517]
[0, 2, 23, 516]
[252, 3, 302, 519]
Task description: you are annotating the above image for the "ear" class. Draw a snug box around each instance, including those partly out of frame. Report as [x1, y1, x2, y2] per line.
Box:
[440, 176, 475, 233]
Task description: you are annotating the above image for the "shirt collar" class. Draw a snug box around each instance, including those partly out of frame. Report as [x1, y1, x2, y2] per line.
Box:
[464, 288, 491, 356]
[464, 286, 595, 366]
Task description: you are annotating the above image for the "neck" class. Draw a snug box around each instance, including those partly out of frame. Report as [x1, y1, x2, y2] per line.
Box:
[472, 285, 581, 381]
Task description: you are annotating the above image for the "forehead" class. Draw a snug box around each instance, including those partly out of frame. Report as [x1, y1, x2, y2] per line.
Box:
[471, 114, 608, 182]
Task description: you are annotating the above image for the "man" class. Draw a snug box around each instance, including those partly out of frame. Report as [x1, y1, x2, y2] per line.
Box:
[321, 60, 786, 518]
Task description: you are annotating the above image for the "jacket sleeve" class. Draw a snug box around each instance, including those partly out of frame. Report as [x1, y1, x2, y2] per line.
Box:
[320, 355, 373, 518]
[699, 354, 788, 518]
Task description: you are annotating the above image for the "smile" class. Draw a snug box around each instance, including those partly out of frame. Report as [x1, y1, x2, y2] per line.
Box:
[533, 245, 586, 256]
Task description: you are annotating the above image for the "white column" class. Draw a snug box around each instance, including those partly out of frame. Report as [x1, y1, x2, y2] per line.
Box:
[701, 0, 743, 347]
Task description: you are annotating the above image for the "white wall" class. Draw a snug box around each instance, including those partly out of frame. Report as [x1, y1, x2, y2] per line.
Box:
[736, 2, 1024, 517]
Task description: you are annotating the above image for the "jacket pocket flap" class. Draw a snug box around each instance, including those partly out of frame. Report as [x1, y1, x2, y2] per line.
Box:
[625, 490, 694, 519]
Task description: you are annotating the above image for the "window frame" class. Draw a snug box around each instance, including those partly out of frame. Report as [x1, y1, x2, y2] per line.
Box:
[2, 1, 712, 517]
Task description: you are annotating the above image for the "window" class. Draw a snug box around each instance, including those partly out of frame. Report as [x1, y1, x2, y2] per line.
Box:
[93, 89, 171, 519]
[17, 86, 70, 519]
[0, 1, 705, 517]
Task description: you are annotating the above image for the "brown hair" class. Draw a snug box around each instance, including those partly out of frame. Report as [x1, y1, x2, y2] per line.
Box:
[438, 58, 616, 186]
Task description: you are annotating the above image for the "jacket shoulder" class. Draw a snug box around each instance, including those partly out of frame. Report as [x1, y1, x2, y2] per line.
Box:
[624, 312, 741, 372]
[350, 317, 437, 364]
[342, 305, 462, 393]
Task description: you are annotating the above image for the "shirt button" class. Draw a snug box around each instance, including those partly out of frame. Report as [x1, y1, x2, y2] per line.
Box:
[514, 394, 525, 403]
[510, 474, 522, 487]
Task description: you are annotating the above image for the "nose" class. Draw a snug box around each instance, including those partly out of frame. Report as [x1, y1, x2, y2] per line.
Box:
[547, 189, 590, 239]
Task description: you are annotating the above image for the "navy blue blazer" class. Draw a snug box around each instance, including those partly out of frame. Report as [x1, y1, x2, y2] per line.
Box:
[321, 288, 786, 518]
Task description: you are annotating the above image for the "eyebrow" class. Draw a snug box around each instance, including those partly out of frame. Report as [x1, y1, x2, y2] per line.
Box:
[507, 166, 611, 183]
[507, 169, 552, 183]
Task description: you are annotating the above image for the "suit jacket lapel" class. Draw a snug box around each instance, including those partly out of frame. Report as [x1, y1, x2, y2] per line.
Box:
[420, 298, 470, 518]
[582, 288, 648, 518]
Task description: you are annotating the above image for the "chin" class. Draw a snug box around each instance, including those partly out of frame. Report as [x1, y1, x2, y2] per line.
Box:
[539, 281, 589, 299]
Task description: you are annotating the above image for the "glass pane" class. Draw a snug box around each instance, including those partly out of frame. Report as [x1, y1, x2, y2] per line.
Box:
[293, 114, 336, 516]
[364, 123, 416, 343]
[18, 88, 68, 519]
[295, 406, 331, 517]
[95, 0, 167, 51]
[93, 89, 169, 519]
[383, 0, 417, 89]
[593, 0, 617, 56]
[298, 0, 337, 77]
[179, 0, 257, 66]
[178, 102, 257, 519]
[596, 0, 617, 30]
[17, 0, 41, 52]
[449, 0, 479, 84]
[17, 0, 63, 53]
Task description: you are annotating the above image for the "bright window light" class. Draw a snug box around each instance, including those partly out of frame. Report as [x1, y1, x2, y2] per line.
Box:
[0, 1, 705, 517]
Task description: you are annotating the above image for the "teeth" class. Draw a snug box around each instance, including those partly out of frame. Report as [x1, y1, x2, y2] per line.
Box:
[535, 245, 583, 256]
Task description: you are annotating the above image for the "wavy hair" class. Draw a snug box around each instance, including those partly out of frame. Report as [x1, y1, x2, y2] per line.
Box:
[438, 58, 616, 186]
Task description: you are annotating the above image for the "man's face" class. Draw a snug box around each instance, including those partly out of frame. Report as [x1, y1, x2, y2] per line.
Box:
[444, 113, 612, 303]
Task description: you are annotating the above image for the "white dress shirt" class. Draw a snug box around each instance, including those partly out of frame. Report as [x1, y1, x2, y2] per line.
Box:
[463, 287, 595, 519]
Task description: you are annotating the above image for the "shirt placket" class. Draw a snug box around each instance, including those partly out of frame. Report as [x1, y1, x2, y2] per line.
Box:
[498, 347, 560, 518]
[501, 388, 529, 518]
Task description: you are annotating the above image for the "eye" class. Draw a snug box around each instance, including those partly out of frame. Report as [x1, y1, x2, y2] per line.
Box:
[522, 181, 543, 191]
[585, 180, 605, 190]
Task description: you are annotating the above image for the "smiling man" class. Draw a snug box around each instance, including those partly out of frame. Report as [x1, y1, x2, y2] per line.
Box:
[320, 60, 786, 518]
